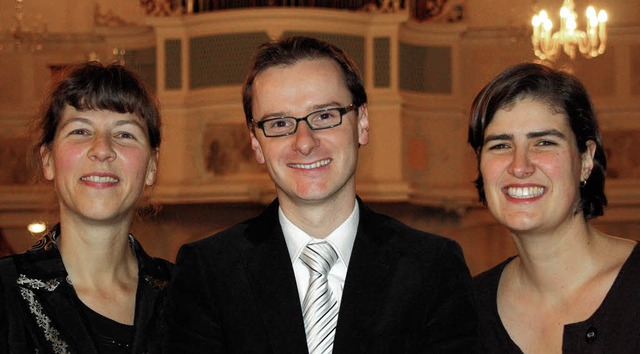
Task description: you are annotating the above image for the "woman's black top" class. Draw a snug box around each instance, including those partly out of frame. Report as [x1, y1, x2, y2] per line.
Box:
[0, 224, 173, 353]
[474, 242, 640, 353]
[78, 299, 135, 354]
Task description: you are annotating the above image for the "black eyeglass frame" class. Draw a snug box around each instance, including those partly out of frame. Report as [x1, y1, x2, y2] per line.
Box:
[252, 104, 356, 138]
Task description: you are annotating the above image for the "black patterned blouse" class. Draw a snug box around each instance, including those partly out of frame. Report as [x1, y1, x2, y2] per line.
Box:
[0, 224, 173, 354]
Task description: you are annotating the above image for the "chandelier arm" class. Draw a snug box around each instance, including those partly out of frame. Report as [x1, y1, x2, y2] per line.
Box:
[543, 32, 561, 59]
[597, 40, 607, 55]
[597, 22, 607, 55]
[575, 31, 592, 57]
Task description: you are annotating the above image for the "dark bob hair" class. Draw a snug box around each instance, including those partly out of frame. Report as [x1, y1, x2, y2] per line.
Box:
[467, 62, 606, 220]
[31, 61, 161, 179]
[242, 35, 367, 128]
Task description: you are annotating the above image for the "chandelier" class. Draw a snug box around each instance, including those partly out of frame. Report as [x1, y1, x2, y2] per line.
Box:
[531, 0, 607, 60]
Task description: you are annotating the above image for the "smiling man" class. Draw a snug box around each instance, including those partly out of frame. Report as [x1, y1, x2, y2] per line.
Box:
[163, 36, 478, 354]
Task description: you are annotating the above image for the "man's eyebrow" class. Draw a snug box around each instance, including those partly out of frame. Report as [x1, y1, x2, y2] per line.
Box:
[309, 101, 342, 111]
[259, 101, 343, 120]
[260, 112, 288, 120]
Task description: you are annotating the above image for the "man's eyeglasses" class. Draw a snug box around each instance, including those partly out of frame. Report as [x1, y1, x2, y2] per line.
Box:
[252, 104, 356, 138]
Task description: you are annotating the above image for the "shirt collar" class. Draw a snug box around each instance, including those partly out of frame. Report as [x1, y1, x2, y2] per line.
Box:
[281, 201, 359, 267]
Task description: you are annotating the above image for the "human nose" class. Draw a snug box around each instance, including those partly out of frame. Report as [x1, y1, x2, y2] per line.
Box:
[507, 147, 535, 178]
[292, 120, 320, 156]
[88, 134, 116, 161]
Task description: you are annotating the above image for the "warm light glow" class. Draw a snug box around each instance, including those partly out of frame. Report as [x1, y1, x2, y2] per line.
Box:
[566, 17, 577, 31]
[598, 10, 608, 22]
[27, 221, 47, 234]
[539, 10, 549, 21]
[531, 0, 608, 60]
[532, 15, 540, 27]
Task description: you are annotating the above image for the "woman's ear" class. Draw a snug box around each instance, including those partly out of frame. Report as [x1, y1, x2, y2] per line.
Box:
[40, 145, 55, 181]
[581, 140, 597, 181]
[145, 149, 159, 186]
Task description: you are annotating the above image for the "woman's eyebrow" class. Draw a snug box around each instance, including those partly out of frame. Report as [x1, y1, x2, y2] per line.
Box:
[483, 133, 512, 144]
[526, 129, 566, 139]
[58, 117, 92, 128]
[114, 119, 145, 129]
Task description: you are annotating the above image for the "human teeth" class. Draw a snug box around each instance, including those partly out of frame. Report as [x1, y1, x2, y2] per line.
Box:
[507, 186, 544, 199]
[81, 176, 118, 183]
[290, 159, 331, 170]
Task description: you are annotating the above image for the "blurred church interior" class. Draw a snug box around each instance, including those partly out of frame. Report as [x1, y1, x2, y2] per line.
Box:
[0, 0, 639, 274]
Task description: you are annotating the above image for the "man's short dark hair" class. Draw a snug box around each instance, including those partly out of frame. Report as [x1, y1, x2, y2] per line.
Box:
[242, 35, 367, 128]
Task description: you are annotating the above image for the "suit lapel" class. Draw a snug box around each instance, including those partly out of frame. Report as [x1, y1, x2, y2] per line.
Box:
[333, 202, 395, 354]
[241, 200, 309, 354]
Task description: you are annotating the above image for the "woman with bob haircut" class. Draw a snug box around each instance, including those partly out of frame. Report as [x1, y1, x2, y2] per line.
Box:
[0, 62, 172, 353]
[469, 62, 640, 353]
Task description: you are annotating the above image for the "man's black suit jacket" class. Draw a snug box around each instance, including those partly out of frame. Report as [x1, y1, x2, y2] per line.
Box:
[163, 199, 477, 353]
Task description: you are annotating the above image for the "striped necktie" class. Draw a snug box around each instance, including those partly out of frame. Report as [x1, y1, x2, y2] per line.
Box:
[300, 242, 339, 354]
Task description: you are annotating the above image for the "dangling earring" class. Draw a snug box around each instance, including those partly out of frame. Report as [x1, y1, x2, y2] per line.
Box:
[580, 180, 587, 188]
